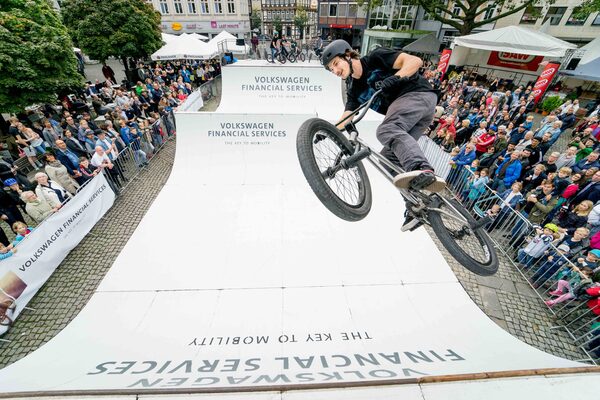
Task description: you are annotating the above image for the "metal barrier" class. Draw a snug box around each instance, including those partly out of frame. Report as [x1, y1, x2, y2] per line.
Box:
[418, 136, 600, 364]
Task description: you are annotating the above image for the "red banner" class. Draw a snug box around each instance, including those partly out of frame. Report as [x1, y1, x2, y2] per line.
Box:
[532, 62, 560, 104]
[487, 51, 544, 71]
[436, 49, 452, 80]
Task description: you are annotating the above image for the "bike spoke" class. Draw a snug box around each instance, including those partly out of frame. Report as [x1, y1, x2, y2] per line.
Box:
[312, 130, 363, 206]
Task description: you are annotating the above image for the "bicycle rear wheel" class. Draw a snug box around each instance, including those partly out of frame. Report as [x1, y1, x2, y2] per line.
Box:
[427, 197, 498, 276]
[278, 52, 287, 64]
[298, 52, 306, 62]
[296, 118, 372, 221]
[288, 53, 297, 63]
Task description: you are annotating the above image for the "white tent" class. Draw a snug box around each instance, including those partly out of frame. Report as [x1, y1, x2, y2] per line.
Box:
[453, 25, 576, 57]
[183, 32, 209, 41]
[561, 37, 600, 82]
[209, 30, 249, 54]
[151, 34, 218, 60]
[161, 32, 178, 44]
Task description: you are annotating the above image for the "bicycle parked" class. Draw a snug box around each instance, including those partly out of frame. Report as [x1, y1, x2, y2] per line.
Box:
[266, 47, 296, 64]
[296, 90, 499, 276]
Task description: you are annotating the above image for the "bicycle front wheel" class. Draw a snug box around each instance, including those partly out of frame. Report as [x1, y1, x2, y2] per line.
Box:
[296, 118, 372, 221]
[278, 53, 287, 64]
[298, 52, 306, 62]
[288, 53, 297, 63]
[428, 197, 498, 276]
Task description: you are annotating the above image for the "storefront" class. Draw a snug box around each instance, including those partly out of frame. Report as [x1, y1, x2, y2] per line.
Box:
[161, 20, 250, 38]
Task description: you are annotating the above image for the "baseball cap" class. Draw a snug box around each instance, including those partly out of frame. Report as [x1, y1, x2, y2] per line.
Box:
[544, 223, 559, 233]
[590, 249, 600, 258]
[3, 178, 17, 186]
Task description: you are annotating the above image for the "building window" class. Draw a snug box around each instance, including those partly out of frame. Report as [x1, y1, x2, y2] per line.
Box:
[227, 0, 235, 13]
[320, 4, 327, 17]
[544, 7, 567, 25]
[187, 0, 197, 13]
[215, 0, 223, 14]
[329, 4, 337, 17]
[483, 2, 496, 20]
[200, 0, 209, 13]
[348, 3, 358, 17]
[566, 7, 589, 25]
[159, 0, 169, 14]
[174, 0, 184, 14]
[452, 2, 461, 18]
[520, 5, 541, 24]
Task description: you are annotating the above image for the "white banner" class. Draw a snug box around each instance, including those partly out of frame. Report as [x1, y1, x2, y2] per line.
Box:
[0, 174, 115, 336]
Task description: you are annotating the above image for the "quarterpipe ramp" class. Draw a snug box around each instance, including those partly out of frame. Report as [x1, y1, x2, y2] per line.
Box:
[0, 63, 599, 398]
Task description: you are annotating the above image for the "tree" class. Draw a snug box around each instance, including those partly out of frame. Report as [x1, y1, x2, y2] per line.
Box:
[0, 0, 82, 113]
[250, 8, 262, 32]
[293, 7, 309, 39]
[61, 0, 162, 69]
[358, 0, 544, 36]
[273, 16, 283, 35]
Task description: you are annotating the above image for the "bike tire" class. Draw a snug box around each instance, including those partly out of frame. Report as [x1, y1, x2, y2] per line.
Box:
[288, 53, 297, 63]
[266, 54, 273, 63]
[278, 53, 287, 64]
[427, 197, 499, 276]
[297, 118, 372, 222]
[298, 53, 306, 62]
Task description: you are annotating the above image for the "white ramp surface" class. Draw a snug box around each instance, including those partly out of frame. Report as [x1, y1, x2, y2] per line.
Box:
[0, 111, 593, 395]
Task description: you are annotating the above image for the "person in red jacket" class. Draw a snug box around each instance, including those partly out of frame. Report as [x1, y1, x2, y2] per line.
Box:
[475, 128, 496, 157]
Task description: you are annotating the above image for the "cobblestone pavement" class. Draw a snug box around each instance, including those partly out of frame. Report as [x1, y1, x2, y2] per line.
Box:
[0, 91, 592, 370]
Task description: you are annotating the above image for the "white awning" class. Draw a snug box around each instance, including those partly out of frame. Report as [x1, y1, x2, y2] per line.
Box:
[454, 25, 576, 57]
[151, 34, 218, 60]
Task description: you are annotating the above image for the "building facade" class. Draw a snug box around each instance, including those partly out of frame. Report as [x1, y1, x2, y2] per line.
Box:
[260, 0, 318, 39]
[316, 1, 368, 49]
[494, 0, 600, 46]
[146, 0, 251, 38]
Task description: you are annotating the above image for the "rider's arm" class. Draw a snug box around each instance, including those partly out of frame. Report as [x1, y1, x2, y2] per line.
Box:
[336, 111, 353, 130]
[392, 53, 423, 78]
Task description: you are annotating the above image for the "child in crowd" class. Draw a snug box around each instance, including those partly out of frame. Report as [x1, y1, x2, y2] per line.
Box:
[12, 221, 34, 247]
[545, 265, 594, 307]
[0, 242, 17, 261]
[517, 224, 558, 268]
[531, 243, 571, 287]
[462, 168, 490, 204]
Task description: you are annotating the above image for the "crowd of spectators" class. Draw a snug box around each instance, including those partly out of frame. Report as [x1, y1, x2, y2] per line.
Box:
[0, 59, 220, 260]
[425, 69, 600, 356]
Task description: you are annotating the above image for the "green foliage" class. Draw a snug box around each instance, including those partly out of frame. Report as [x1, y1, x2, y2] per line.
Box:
[61, 0, 162, 63]
[541, 96, 563, 113]
[273, 16, 283, 35]
[574, 0, 600, 18]
[250, 8, 262, 31]
[293, 7, 309, 39]
[356, 0, 384, 10]
[0, 0, 82, 113]
[418, 0, 543, 35]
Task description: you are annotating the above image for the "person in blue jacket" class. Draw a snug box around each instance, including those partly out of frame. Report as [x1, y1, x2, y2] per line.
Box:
[491, 150, 522, 192]
[447, 142, 476, 189]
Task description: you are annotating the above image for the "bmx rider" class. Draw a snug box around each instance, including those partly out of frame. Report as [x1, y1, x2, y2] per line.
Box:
[321, 40, 445, 197]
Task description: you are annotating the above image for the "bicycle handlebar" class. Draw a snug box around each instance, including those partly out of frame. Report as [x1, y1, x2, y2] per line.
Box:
[335, 89, 382, 130]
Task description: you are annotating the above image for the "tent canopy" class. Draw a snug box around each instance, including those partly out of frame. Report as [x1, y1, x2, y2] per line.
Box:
[402, 33, 441, 55]
[560, 37, 600, 82]
[183, 32, 209, 41]
[454, 25, 576, 57]
[208, 30, 249, 54]
[152, 35, 218, 60]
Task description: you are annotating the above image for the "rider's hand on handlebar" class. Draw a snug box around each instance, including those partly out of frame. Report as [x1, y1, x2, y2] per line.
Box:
[378, 75, 413, 94]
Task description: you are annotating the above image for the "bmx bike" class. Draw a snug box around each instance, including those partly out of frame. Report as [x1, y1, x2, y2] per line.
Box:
[296, 90, 499, 276]
[266, 48, 296, 64]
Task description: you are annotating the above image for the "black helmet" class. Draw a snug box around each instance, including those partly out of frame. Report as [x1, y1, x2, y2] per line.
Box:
[321, 39, 352, 70]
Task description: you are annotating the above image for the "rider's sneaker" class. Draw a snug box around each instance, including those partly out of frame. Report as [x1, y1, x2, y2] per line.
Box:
[401, 213, 423, 232]
[393, 170, 445, 192]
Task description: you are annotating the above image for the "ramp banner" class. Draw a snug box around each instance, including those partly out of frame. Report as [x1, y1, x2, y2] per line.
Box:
[436, 49, 452, 80]
[0, 174, 115, 336]
[532, 62, 560, 104]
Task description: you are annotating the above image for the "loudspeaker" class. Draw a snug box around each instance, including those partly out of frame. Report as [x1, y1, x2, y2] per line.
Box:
[565, 58, 581, 71]
[236, 38, 245, 46]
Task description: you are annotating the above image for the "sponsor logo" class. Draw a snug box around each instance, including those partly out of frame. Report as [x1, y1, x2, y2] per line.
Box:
[532, 89, 543, 97]
[172, 22, 182, 31]
[497, 52, 536, 63]
[211, 20, 217, 29]
[440, 53, 450, 62]
[541, 67, 557, 79]
[534, 78, 549, 88]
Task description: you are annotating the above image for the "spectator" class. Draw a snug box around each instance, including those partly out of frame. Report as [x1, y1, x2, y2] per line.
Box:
[447, 143, 476, 188]
[491, 150, 522, 192]
[556, 146, 578, 169]
[556, 200, 593, 235]
[572, 152, 600, 174]
[517, 223, 557, 268]
[0, 242, 17, 261]
[43, 153, 80, 195]
[34, 172, 71, 206]
[11, 221, 34, 246]
[571, 170, 600, 205]
[21, 191, 61, 223]
[522, 164, 547, 193]
[544, 265, 595, 307]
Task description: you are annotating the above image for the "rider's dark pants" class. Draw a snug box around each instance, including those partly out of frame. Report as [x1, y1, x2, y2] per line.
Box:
[376, 91, 437, 172]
